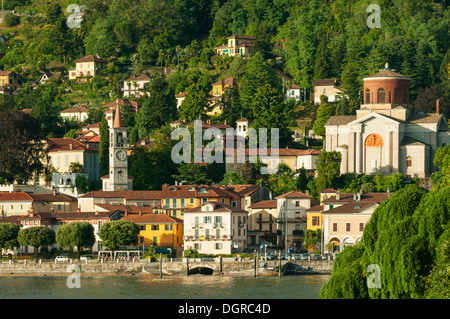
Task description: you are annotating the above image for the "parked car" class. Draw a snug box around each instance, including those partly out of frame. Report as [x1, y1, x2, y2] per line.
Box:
[260, 242, 274, 249]
[311, 254, 320, 260]
[80, 255, 94, 261]
[300, 253, 310, 260]
[322, 253, 331, 260]
[265, 253, 275, 260]
[55, 256, 69, 262]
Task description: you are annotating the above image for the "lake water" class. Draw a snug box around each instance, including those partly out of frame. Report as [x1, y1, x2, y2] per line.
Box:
[0, 274, 330, 299]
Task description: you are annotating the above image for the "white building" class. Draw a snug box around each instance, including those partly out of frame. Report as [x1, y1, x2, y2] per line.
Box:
[313, 78, 343, 104]
[324, 66, 450, 178]
[60, 106, 89, 123]
[286, 83, 302, 102]
[122, 74, 151, 98]
[275, 191, 312, 249]
[183, 202, 248, 255]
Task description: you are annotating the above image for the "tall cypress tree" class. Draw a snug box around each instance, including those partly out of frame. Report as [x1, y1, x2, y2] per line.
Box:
[99, 115, 109, 178]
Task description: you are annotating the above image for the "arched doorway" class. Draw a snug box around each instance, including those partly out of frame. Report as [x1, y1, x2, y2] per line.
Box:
[365, 133, 384, 174]
[329, 237, 340, 253]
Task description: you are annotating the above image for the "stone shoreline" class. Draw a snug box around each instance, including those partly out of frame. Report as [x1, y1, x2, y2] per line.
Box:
[0, 259, 333, 276]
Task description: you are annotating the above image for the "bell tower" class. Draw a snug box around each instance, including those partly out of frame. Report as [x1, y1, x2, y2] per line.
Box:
[104, 103, 129, 191]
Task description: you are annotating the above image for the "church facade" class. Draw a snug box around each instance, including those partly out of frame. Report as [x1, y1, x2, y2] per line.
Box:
[325, 65, 450, 178]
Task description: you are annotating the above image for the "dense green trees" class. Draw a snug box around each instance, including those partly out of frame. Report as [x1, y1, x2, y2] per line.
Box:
[17, 226, 56, 258]
[136, 75, 177, 137]
[56, 222, 96, 259]
[98, 220, 140, 251]
[320, 145, 450, 299]
[0, 223, 21, 255]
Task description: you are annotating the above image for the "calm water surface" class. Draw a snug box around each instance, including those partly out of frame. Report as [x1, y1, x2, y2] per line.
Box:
[0, 274, 330, 299]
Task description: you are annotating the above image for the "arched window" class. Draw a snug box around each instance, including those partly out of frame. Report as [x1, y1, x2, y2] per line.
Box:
[66, 178, 72, 185]
[377, 88, 386, 103]
[365, 89, 370, 103]
[394, 88, 402, 104]
[407, 156, 412, 167]
[116, 132, 124, 147]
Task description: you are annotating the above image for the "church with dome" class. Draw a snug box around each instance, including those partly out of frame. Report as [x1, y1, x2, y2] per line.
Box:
[325, 64, 450, 178]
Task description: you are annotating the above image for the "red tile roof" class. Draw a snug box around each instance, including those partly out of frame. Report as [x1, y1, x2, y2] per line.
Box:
[29, 193, 77, 202]
[320, 188, 337, 193]
[79, 190, 162, 200]
[121, 214, 183, 224]
[51, 211, 117, 219]
[183, 202, 246, 213]
[73, 55, 107, 64]
[60, 106, 89, 113]
[248, 200, 277, 209]
[47, 138, 99, 152]
[0, 192, 33, 201]
[275, 191, 312, 199]
[226, 35, 257, 40]
[322, 201, 379, 215]
[322, 192, 390, 204]
[161, 184, 238, 199]
[124, 74, 151, 82]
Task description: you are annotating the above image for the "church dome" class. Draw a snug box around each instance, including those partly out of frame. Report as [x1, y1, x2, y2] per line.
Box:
[363, 64, 410, 106]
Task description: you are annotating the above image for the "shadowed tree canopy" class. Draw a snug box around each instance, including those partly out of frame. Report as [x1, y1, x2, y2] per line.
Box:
[0, 223, 20, 253]
[0, 111, 47, 184]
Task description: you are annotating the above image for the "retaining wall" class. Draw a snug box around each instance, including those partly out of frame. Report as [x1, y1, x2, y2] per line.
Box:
[0, 259, 334, 276]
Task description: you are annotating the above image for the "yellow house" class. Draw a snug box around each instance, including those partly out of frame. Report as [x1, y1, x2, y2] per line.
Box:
[305, 188, 338, 232]
[69, 55, 107, 82]
[0, 71, 20, 91]
[207, 78, 238, 117]
[121, 213, 184, 248]
[160, 184, 240, 219]
[319, 188, 338, 204]
[210, 77, 237, 97]
[214, 35, 257, 57]
[306, 204, 324, 232]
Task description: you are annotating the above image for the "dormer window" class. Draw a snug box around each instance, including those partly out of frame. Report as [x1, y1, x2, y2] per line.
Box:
[199, 187, 208, 193]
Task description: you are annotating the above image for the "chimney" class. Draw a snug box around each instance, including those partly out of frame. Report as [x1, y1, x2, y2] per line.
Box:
[224, 120, 227, 125]
[95, 211, 98, 215]
[139, 210, 142, 216]
[77, 208, 80, 213]
[53, 189, 57, 196]
[69, 144, 73, 150]
[125, 211, 128, 216]
[336, 191, 340, 201]
[436, 99, 440, 114]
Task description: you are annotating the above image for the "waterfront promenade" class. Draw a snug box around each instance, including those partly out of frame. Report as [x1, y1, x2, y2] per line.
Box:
[0, 257, 333, 276]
